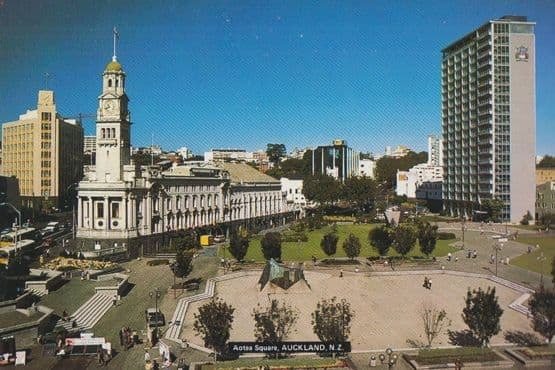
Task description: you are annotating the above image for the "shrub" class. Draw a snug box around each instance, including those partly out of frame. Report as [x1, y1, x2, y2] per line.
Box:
[437, 232, 456, 240]
[281, 232, 309, 242]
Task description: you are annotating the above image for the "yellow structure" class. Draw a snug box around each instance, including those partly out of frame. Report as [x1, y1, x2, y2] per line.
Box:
[1, 91, 83, 210]
[200, 235, 214, 247]
[536, 168, 555, 186]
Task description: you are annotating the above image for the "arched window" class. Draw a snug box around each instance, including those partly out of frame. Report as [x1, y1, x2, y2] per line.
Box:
[108, 79, 112, 87]
[112, 128, 116, 138]
[115, 79, 119, 87]
[101, 128, 105, 138]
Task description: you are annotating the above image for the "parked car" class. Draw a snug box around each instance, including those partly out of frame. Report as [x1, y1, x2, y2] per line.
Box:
[145, 308, 165, 328]
[213, 235, 226, 243]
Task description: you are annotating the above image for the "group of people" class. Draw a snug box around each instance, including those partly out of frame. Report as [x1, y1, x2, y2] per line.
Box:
[119, 326, 139, 350]
[423, 276, 432, 289]
[446, 252, 458, 262]
[466, 249, 478, 258]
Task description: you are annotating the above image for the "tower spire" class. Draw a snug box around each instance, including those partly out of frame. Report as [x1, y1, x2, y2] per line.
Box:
[112, 26, 119, 62]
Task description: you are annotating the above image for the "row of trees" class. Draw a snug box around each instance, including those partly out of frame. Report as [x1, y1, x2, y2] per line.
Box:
[193, 296, 353, 359]
[368, 220, 438, 257]
[302, 174, 378, 210]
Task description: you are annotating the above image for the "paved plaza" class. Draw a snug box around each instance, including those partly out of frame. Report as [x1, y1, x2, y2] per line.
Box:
[181, 269, 534, 351]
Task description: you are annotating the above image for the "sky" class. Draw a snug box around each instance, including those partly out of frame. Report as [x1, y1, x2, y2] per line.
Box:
[0, 0, 554, 156]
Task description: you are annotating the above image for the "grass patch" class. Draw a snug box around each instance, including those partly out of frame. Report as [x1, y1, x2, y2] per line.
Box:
[510, 235, 555, 275]
[220, 224, 457, 262]
[40, 278, 98, 316]
[0, 310, 44, 327]
[201, 357, 344, 370]
[519, 344, 555, 359]
[407, 347, 501, 365]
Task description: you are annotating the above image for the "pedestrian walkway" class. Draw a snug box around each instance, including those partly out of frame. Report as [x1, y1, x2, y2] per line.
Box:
[54, 292, 115, 331]
[164, 271, 259, 346]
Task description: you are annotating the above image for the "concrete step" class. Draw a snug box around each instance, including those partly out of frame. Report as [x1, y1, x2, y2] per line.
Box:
[77, 294, 113, 329]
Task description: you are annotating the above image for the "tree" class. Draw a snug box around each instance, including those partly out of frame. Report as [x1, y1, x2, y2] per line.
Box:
[311, 297, 352, 344]
[320, 232, 339, 258]
[481, 198, 504, 222]
[266, 143, 286, 165]
[462, 287, 503, 347]
[368, 226, 393, 256]
[261, 232, 282, 261]
[5, 252, 30, 277]
[528, 286, 555, 343]
[172, 249, 194, 279]
[342, 234, 361, 260]
[520, 211, 533, 225]
[374, 151, 428, 189]
[341, 176, 377, 210]
[229, 232, 249, 262]
[421, 303, 451, 348]
[417, 221, 438, 257]
[538, 155, 555, 168]
[539, 213, 554, 231]
[193, 298, 235, 358]
[302, 174, 342, 205]
[392, 224, 417, 257]
[174, 229, 199, 251]
[252, 299, 299, 358]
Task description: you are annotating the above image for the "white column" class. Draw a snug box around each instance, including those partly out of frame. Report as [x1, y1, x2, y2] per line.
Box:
[88, 197, 93, 229]
[104, 197, 109, 230]
[77, 196, 83, 228]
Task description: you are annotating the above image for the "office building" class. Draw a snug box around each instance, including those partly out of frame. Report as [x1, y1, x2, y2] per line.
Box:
[536, 181, 555, 220]
[311, 139, 359, 182]
[84, 136, 96, 154]
[536, 168, 555, 186]
[442, 16, 536, 222]
[1, 91, 83, 210]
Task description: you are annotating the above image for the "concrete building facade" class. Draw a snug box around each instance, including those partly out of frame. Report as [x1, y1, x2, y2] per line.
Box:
[442, 16, 536, 222]
[1, 91, 83, 210]
[536, 181, 555, 220]
[358, 159, 376, 178]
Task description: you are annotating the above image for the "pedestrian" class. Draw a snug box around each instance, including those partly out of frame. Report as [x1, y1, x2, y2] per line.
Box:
[473, 250, 477, 258]
[62, 309, 69, 322]
[423, 276, 428, 289]
[455, 256, 458, 262]
[152, 359, 159, 370]
[119, 327, 124, 346]
[112, 294, 118, 306]
[339, 269, 343, 278]
[467, 250, 472, 258]
[490, 254, 494, 264]
[97, 348, 104, 365]
[144, 350, 150, 363]
[527, 245, 532, 253]
[447, 252, 452, 261]
[428, 278, 432, 289]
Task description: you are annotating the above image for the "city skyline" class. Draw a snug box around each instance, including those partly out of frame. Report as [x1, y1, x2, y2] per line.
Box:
[1, 0, 554, 155]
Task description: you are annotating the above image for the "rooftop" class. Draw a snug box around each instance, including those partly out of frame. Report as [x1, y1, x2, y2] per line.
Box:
[216, 162, 279, 184]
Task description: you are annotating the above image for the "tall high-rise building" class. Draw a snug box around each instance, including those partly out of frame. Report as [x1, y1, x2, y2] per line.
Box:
[311, 139, 359, 182]
[427, 134, 443, 167]
[1, 91, 83, 210]
[442, 15, 536, 223]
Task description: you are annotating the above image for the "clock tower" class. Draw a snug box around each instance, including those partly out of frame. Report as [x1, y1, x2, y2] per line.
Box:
[95, 48, 131, 182]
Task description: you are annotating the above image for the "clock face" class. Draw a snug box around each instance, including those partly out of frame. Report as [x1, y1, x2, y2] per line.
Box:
[104, 100, 115, 114]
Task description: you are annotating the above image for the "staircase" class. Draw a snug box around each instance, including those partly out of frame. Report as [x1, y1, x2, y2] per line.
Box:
[55, 292, 115, 331]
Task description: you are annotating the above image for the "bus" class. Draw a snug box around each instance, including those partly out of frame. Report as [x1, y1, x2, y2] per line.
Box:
[0, 228, 39, 245]
[0, 239, 36, 265]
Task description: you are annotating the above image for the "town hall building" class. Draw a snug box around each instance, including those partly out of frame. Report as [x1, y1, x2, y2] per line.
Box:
[76, 39, 291, 256]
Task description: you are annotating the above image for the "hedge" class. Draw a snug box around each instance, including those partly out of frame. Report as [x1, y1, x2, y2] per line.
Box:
[146, 259, 170, 266]
[437, 232, 456, 240]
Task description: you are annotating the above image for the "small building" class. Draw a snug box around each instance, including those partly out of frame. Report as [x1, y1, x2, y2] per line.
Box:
[536, 168, 555, 186]
[281, 177, 306, 210]
[358, 159, 375, 178]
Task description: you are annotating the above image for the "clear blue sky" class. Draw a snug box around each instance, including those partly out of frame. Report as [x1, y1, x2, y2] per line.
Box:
[1, 0, 553, 156]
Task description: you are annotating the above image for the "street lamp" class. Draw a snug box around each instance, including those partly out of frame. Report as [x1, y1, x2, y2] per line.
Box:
[149, 288, 161, 344]
[378, 348, 398, 369]
[461, 217, 466, 250]
[492, 241, 503, 277]
[0, 200, 22, 252]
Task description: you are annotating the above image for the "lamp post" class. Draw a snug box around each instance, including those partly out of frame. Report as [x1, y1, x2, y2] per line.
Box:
[492, 241, 503, 277]
[1, 200, 21, 252]
[461, 217, 466, 250]
[149, 288, 161, 344]
[378, 348, 398, 369]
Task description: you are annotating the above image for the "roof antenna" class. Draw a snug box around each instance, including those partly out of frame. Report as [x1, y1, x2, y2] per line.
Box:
[113, 26, 119, 62]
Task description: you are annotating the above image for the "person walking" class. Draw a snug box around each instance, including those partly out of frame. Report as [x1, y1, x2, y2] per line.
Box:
[144, 350, 151, 363]
[428, 278, 432, 289]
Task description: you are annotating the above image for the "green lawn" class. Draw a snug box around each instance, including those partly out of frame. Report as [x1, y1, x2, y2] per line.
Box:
[220, 224, 457, 262]
[201, 357, 342, 370]
[40, 278, 99, 316]
[511, 235, 555, 275]
[408, 347, 501, 365]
